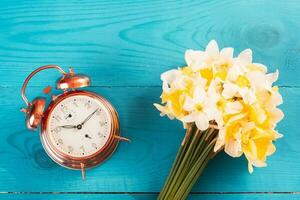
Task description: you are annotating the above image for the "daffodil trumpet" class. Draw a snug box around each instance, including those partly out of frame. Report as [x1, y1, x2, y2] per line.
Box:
[154, 40, 284, 200]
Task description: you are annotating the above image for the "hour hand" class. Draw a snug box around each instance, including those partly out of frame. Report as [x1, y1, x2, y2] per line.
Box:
[59, 125, 76, 129]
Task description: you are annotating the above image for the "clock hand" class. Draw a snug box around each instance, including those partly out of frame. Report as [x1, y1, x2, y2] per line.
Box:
[65, 114, 72, 119]
[81, 108, 99, 126]
[85, 134, 92, 139]
[59, 125, 77, 129]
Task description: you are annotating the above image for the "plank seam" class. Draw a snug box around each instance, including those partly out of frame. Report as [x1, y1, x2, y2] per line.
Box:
[0, 192, 300, 195]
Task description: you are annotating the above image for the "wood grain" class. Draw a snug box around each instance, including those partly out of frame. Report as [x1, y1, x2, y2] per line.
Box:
[0, 86, 298, 193]
[0, 0, 299, 87]
[0, 0, 299, 199]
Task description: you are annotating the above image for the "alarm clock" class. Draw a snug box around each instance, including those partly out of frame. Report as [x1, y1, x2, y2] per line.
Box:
[20, 65, 129, 179]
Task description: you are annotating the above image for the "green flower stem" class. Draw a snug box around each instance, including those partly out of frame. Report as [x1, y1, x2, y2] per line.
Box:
[158, 126, 194, 200]
[157, 127, 218, 200]
[174, 138, 216, 199]
[180, 134, 217, 200]
[189, 128, 212, 166]
[180, 153, 212, 200]
[167, 129, 204, 199]
[165, 128, 201, 199]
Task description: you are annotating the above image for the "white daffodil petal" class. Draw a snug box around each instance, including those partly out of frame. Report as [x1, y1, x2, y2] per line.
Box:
[222, 83, 239, 99]
[162, 82, 171, 92]
[220, 47, 233, 59]
[270, 91, 283, 106]
[194, 86, 206, 103]
[252, 160, 267, 168]
[270, 108, 284, 124]
[195, 113, 209, 130]
[275, 131, 283, 139]
[183, 96, 195, 112]
[243, 122, 255, 132]
[214, 114, 224, 128]
[266, 70, 279, 85]
[248, 71, 272, 91]
[214, 137, 224, 152]
[206, 40, 219, 58]
[181, 112, 199, 123]
[185, 50, 204, 67]
[192, 58, 209, 71]
[252, 63, 268, 73]
[227, 63, 242, 82]
[266, 143, 276, 156]
[214, 129, 225, 152]
[238, 48, 252, 64]
[154, 103, 173, 119]
[227, 113, 247, 124]
[161, 69, 181, 85]
[225, 140, 243, 157]
[239, 88, 256, 104]
[225, 101, 243, 114]
[248, 162, 254, 174]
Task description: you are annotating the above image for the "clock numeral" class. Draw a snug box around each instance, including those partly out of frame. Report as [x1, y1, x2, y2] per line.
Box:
[85, 102, 91, 109]
[68, 146, 73, 153]
[92, 143, 97, 149]
[79, 145, 85, 152]
[73, 101, 79, 107]
[96, 109, 101, 116]
[100, 122, 106, 127]
[60, 107, 67, 114]
[53, 115, 62, 122]
[54, 127, 61, 133]
[98, 132, 106, 138]
[98, 132, 103, 137]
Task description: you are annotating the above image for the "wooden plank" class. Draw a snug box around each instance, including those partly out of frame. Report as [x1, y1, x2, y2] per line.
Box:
[0, 86, 298, 192]
[0, 0, 299, 87]
[0, 194, 300, 200]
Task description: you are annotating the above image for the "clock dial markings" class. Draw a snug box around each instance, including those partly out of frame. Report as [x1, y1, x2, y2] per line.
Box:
[96, 109, 101, 116]
[73, 99, 79, 107]
[84, 101, 91, 109]
[79, 145, 85, 152]
[100, 121, 107, 126]
[54, 127, 61, 133]
[92, 143, 97, 149]
[53, 115, 62, 122]
[58, 138, 63, 144]
[47, 95, 112, 157]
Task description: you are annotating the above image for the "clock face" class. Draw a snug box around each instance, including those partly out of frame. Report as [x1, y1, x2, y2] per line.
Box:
[46, 94, 112, 158]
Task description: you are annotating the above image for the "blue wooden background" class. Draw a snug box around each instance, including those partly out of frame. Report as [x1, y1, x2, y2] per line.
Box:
[0, 0, 299, 199]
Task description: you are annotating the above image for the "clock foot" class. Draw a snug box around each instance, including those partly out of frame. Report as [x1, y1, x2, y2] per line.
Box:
[80, 163, 86, 181]
[114, 135, 130, 142]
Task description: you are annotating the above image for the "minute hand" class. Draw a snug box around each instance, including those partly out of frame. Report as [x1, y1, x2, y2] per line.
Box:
[59, 125, 76, 129]
[81, 108, 99, 125]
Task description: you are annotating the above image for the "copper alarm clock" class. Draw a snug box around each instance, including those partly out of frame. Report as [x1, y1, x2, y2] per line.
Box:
[20, 65, 129, 179]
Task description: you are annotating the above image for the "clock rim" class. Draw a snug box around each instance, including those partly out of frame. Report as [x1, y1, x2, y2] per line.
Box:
[40, 90, 120, 170]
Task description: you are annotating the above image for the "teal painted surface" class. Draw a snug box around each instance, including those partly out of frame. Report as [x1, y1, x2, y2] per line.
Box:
[1, 194, 300, 200]
[0, 0, 299, 199]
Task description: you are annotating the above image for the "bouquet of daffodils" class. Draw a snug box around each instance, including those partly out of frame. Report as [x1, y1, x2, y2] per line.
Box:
[154, 40, 284, 200]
